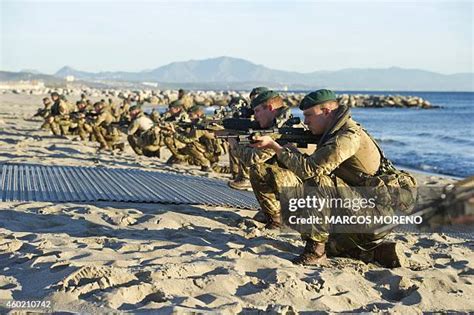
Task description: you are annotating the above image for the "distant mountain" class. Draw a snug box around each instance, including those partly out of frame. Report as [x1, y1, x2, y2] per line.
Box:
[20, 69, 43, 75]
[0, 70, 60, 83]
[10, 56, 474, 91]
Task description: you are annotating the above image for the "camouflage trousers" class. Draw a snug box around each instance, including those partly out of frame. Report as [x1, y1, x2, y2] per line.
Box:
[163, 135, 187, 161]
[229, 147, 249, 180]
[40, 120, 51, 130]
[73, 119, 93, 141]
[93, 125, 121, 150]
[127, 135, 143, 155]
[180, 138, 224, 168]
[128, 128, 161, 156]
[249, 163, 394, 252]
[180, 142, 212, 167]
[48, 115, 71, 136]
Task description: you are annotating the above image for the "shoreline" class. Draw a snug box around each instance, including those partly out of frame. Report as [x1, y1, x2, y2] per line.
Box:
[397, 165, 463, 181]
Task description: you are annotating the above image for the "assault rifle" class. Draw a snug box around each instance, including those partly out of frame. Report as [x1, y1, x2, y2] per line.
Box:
[69, 111, 99, 120]
[175, 119, 224, 131]
[214, 97, 253, 119]
[157, 118, 224, 133]
[33, 108, 49, 118]
[215, 117, 320, 147]
[216, 127, 320, 147]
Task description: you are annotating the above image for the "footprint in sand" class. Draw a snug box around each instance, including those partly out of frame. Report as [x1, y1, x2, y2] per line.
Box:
[100, 284, 171, 310]
[59, 265, 137, 297]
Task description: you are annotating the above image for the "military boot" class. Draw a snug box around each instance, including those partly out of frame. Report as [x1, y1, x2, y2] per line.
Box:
[200, 165, 212, 172]
[292, 240, 327, 266]
[228, 176, 252, 191]
[211, 164, 231, 174]
[264, 213, 281, 229]
[50, 124, 61, 136]
[373, 241, 405, 268]
[166, 156, 187, 165]
[253, 211, 269, 224]
[113, 143, 125, 152]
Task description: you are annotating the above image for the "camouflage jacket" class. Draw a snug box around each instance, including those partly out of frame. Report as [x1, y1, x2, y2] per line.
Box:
[161, 110, 190, 123]
[35, 105, 51, 118]
[173, 118, 214, 144]
[92, 108, 115, 127]
[50, 100, 70, 116]
[277, 105, 382, 185]
[179, 94, 194, 111]
[233, 106, 294, 167]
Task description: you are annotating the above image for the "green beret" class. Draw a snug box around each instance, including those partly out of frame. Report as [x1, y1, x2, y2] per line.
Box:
[299, 89, 337, 110]
[169, 100, 184, 109]
[249, 86, 269, 99]
[250, 90, 279, 109]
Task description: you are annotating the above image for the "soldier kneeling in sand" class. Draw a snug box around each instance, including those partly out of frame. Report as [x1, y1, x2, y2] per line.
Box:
[91, 101, 123, 151]
[168, 106, 227, 172]
[127, 106, 162, 157]
[250, 89, 417, 267]
[33, 97, 52, 130]
[47, 92, 72, 136]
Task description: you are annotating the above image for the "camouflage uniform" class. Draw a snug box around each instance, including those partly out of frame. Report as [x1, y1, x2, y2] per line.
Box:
[251, 105, 417, 255]
[227, 90, 266, 185]
[118, 101, 131, 125]
[161, 110, 190, 162]
[178, 90, 194, 111]
[173, 122, 226, 171]
[127, 111, 161, 156]
[232, 106, 310, 216]
[149, 109, 161, 124]
[70, 106, 94, 141]
[34, 98, 52, 130]
[229, 146, 250, 179]
[108, 99, 121, 121]
[91, 107, 122, 150]
[48, 97, 72, 136]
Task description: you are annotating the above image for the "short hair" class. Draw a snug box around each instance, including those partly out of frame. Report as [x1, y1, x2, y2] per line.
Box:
[261, 96, 284, 109]
[318, 100, 339, 109]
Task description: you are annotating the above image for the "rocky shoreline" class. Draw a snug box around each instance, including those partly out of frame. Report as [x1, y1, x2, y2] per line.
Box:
[1, 88, 435, 109]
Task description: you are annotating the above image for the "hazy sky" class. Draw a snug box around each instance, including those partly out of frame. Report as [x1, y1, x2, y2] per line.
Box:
[1, 0, 472, 74]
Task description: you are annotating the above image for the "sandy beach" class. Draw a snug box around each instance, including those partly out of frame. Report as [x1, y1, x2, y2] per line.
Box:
[0, 93, 473, 313]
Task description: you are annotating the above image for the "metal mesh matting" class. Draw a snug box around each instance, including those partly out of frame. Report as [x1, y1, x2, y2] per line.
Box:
[0, 163, 259, 209]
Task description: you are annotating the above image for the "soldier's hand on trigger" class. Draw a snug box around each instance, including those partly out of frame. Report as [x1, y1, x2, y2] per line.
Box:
[250, 135, 280, 151]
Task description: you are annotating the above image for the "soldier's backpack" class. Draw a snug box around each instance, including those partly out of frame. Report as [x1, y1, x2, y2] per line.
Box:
[364, 130, 418, 214]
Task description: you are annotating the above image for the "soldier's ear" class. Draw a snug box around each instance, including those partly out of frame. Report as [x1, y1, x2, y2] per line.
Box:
[321, 107, 331, 116]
